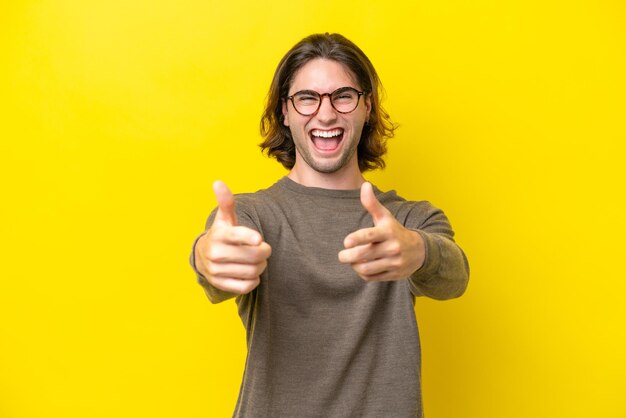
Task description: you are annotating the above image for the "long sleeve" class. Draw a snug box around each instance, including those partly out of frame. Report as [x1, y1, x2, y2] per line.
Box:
[401, 202, 470, 300]
[190, 177, 460, 415]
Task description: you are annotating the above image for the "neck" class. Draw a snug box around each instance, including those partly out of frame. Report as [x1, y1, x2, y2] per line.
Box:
[288, 160, 365, 190]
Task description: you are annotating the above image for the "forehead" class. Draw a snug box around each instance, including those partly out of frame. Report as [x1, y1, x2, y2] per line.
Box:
[289, 58, 359, 93]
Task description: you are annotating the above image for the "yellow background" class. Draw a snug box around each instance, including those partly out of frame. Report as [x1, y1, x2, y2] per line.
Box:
[1, 0, 625, 417]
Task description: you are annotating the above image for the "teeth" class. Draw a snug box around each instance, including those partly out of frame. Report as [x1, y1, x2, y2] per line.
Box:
[311, 129, 343, 138]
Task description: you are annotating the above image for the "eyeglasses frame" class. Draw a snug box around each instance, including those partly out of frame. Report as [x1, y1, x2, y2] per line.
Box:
[286, 87, 367, 116]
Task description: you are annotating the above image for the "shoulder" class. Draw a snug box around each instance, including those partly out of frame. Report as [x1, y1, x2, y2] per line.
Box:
[230, 180, 289, 230]
[232, 180, 283, 212]
[375, 187, 439, 215]
[374, 187, 447, 229]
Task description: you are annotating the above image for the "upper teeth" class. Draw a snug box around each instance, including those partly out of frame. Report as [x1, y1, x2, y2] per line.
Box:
[312, 129, 342, 138]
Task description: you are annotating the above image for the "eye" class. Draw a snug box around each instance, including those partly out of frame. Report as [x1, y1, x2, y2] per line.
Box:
[332, 88, 358, 101]
[333, 92, 357, 103]
[294, 93, 319, 104]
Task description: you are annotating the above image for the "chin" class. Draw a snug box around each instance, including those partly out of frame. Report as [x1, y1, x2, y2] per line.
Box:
[309, 155, 354, 174]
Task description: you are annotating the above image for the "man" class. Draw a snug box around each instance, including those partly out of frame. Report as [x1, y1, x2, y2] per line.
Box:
[191, 33, 469, 417]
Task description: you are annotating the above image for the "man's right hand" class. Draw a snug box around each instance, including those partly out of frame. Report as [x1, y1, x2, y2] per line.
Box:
[194, 180, 272, 295]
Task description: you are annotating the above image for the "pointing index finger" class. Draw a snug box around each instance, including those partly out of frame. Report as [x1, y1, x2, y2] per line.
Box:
[344, 226, 388, 248]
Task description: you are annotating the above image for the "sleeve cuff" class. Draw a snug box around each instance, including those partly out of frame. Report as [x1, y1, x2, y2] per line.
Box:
[411, 229, 441, 281]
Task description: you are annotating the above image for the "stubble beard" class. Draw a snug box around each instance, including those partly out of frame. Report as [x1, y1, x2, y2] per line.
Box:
[294, 132, 362, 174]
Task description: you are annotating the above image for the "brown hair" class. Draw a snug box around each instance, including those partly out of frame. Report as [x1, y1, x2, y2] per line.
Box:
[259, 33, 396, 172]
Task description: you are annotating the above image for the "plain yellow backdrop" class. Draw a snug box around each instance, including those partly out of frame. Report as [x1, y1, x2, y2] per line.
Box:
[1, 0, 625, 417]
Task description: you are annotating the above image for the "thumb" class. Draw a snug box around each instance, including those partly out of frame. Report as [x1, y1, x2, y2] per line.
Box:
[213, 180, 237, 226]
[360, 182, 389, 225]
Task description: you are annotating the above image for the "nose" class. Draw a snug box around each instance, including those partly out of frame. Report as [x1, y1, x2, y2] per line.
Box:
[315, 95, 338, 123]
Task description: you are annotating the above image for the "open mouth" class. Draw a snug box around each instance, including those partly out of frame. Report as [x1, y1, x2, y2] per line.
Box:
[309, 128, 344, 152]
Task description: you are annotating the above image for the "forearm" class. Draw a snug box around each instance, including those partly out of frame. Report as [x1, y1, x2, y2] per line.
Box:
[408, 230, 469, 300]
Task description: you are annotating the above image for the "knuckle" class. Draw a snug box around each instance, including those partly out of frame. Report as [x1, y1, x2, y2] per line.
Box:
[208, 246, 224, 262]
[388, 242, 401, 256]
[208, 226, 224, 241]
[353, 248, 365, 260]
[226, 227, 240, 242]
[241, 278, 260, 294]
[357, 263, 371, 276]
[390, 258, 402, 269]
[259, 244, 272, 260]
[243, 265, 259, 279]
[207, 275, 223, 288]
[257, 260, 268, 274]
[206, 262, 221, 277]
[251, 247, 266, 263]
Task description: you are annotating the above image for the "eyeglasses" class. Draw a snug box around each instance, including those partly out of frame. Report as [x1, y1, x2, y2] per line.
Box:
[286, 87, 366, 116]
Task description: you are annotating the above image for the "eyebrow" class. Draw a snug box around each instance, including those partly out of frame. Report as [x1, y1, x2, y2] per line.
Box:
[289, 86, 359, 96]
[292, 89, 319, 96]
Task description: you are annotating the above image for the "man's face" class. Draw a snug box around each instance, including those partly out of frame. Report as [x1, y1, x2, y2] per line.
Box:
[282, 58, 371, 175]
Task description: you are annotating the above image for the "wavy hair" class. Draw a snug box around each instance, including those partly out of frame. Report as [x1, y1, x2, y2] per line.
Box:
[259, 33, 396, 172]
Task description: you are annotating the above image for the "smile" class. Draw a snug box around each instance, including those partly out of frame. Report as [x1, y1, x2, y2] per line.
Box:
[309, 128, 344, 151]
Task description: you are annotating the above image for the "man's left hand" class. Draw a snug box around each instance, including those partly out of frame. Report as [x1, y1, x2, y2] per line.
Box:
[338, 182, 426, 281]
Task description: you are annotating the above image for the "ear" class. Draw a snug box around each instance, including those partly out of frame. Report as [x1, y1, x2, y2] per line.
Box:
[281, 99, 290, 127]
[364, 93, 372, 121]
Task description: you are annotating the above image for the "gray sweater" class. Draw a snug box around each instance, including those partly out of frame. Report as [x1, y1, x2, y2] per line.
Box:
[191, 177, 469, 418]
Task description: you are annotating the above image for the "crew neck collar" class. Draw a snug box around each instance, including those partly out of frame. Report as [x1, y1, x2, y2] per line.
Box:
[278, 176, 368, 199]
